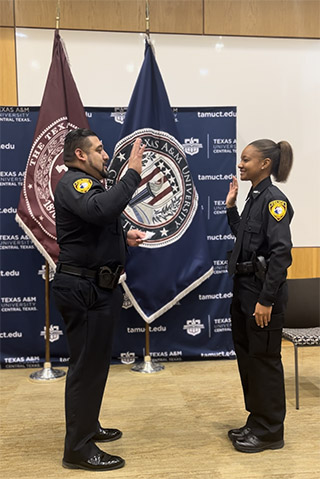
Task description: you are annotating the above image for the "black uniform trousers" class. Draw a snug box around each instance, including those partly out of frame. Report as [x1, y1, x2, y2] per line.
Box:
[231, 274, 287, 442]
[52, 272, 123, 462]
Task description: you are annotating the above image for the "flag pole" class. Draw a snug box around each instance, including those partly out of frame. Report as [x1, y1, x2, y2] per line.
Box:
[131, 1, 164, 374]
[29, 261, 65, 382]
[29, 0, 65, 383]
[44, 260, 51, 364]
[145, 0, 150, 39]
[56, 0, 61, 30]
[131, 323, 164, 373]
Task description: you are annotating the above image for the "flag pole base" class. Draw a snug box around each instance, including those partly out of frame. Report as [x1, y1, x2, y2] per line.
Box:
[131, 355, 164, 373]
[29, 362, 66, 382]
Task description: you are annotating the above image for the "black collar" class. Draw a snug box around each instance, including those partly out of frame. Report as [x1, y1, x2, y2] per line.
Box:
[247, 177, 272, 200]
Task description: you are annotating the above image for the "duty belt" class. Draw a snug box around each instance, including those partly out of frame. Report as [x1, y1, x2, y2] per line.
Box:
[56, 263, 124, 289]
[235, 261, 255, 275]
[57, 263, 97, 279]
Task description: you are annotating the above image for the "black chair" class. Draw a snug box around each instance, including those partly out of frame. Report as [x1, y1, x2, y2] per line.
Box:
[282, 277, 320, 409]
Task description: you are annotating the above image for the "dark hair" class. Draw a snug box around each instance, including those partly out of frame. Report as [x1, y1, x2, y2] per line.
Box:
[249, 139, 293, 182]
[63, 128, 98, 164]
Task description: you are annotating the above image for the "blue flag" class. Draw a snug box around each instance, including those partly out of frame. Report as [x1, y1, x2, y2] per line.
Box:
[108, 40, 213, 323]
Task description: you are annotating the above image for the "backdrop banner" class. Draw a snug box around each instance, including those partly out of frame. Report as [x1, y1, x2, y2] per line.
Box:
[0, 105, 236, 368]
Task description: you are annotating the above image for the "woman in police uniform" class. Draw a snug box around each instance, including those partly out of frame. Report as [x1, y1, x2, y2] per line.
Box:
[226, 139, 293, 453]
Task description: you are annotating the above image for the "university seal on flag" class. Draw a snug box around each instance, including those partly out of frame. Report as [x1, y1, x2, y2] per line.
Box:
[22, 117, 77, 239]
[108, 128, 198, 248]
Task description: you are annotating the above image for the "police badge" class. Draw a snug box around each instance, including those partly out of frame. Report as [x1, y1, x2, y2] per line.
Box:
[268, 200, 287, 221]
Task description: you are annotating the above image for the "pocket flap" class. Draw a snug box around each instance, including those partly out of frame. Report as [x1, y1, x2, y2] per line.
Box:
[244, 221, 262, 234]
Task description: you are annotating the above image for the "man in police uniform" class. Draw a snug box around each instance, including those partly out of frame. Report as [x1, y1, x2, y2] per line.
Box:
[52, 128, 145, 471]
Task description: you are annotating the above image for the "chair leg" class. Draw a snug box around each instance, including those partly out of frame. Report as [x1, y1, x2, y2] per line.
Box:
[294, 344, 299, 409]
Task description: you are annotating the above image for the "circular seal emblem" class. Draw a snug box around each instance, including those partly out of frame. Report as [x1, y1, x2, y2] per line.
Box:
[108, 128, 198, 248]
[22, 117, 78, 240]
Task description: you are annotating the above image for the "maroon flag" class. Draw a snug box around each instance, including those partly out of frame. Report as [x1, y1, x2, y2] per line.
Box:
[15, 30, 89, 268]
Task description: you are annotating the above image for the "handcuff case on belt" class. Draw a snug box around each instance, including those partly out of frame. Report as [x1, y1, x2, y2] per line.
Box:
[98, 265, 123, 290]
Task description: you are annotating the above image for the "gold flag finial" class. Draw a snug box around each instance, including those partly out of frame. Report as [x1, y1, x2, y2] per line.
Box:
[56, 0, 61, 30]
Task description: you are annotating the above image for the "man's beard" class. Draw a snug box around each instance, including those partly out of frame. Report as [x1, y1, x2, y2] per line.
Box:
[100, 166, 109, 179]
[88, 158, 109, 179]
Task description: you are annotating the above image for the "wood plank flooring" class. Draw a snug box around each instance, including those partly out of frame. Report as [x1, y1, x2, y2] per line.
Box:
[1, 340, 319, 479]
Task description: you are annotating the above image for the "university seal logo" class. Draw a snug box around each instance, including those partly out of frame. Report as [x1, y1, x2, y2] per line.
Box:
[120, 351, 136, 365]
[108, 128, 198, 249]
[40, 325, 63, 343]
[122, 292, 133, 309]
[110, 107, 127, 125]
[183, 318, 205, 336]
[182, 137, 203, 156]
[22, 117, 78, 240]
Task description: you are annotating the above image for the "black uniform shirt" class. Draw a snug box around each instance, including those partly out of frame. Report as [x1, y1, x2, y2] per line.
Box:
[227, 176, 294, 306]
[54, 167, 141, 270]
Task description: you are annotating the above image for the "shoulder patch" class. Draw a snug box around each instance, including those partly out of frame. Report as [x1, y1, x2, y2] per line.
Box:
[269, 200, 287, 221]
[73, 178, 93, 193]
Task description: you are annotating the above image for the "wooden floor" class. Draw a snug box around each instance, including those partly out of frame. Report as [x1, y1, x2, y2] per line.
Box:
[1, 340, 319, 479]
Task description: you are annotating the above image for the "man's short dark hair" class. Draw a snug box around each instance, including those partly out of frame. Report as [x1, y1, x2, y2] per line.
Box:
[63, 128, 98, 164]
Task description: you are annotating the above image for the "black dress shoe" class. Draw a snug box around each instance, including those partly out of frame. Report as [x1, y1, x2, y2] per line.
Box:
[233, 431, 284, 453]
[228, 426, 251, 442]
[93, 427, 122, 442]
[62, 452, 125, 471]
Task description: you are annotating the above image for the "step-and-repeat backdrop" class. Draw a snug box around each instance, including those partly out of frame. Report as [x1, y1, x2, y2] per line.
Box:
[0, 106, 236, 368]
